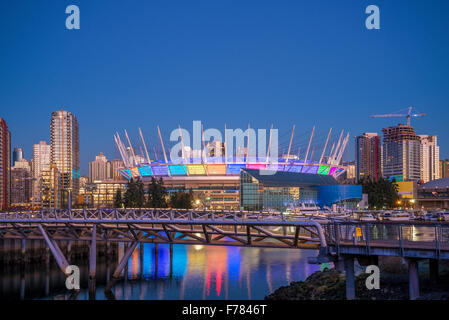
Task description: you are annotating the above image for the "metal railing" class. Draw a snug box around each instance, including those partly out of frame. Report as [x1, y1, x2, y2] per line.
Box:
[324, 221, 449, 258]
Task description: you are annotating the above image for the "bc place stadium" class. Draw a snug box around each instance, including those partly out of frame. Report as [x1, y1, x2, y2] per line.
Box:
[113, 125, 362, 211]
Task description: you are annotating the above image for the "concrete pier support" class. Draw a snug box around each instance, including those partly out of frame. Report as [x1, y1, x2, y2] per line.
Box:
[407, 259, 420, 300]
[343, 256, 355, 300]
[89, 225, 97, 280]
[429, 259, 439, 284]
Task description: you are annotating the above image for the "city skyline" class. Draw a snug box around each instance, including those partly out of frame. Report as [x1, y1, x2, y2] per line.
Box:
[1, 0, 448, 175]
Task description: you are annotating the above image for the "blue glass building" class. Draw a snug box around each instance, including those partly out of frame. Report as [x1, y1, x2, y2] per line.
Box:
[240, 169, 362, 210]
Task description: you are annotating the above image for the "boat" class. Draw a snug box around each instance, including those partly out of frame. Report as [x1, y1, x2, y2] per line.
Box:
[387, 211, 411, 221]
[360, 213, 377, 222]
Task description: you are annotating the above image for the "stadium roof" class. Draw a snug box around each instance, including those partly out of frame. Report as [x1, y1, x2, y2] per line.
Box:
[420, 178, 449, 189]
[243, 168, 338, 187]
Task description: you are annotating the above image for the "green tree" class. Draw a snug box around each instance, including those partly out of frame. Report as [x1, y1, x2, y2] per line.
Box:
[135, 178, 145, 208]
[114, 189, 123, 208]
[170, 188, 193, 209]
[359, 177, 399, 209]
[147, 177, 168, 208]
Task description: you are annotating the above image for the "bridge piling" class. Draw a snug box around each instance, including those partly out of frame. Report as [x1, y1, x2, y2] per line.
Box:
[429, 259, 439, 284]
[89, 225, 96, 280]
[38, 225, 70, 276]
[407, 258, 420, 300]
[343, 255, 355, 300]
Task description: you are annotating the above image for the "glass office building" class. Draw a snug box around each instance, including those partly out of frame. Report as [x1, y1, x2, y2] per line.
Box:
[240, 169, 362, 211]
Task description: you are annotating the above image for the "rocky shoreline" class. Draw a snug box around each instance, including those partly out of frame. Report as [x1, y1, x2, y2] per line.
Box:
[265, 262, 449, 300]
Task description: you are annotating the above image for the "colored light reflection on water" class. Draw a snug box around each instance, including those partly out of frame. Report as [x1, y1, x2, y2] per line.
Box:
[117, 244, 319, 300]
[0, 244, 320, 300]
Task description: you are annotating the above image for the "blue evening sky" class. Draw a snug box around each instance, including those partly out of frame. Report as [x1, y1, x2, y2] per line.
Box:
[1, 0, 448, 174]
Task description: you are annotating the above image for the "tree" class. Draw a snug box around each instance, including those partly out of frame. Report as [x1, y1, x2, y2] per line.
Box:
[147, 177, 168, 208]
[170, 188, 193, 209]
[114, 189, 123, 208]
[124, 178, 136, 208]
[359, 177, 399, 209]
[123, 178, 145, 208]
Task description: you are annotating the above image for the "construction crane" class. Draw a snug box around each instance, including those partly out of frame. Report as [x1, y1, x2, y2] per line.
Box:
[371, 106, 426, 126]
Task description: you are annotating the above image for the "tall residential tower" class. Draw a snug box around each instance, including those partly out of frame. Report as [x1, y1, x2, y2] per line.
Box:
[50, 109, 80, 208]
[382, 124, 421, 182]
[355, 133, 381, 182]
[0, 118, 11, 210]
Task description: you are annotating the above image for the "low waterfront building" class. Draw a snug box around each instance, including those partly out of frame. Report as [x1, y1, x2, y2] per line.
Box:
[79, 180, 127, 208]
[417, 178, 449, 209]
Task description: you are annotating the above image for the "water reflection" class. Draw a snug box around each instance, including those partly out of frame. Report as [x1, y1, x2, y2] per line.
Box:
[0, 243, 320, 300]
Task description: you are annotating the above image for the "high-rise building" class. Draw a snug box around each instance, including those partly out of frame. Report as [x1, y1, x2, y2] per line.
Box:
[89, 152, 109, 182]
[50, 109, 80, 208]
[382, 124, 421, 182]
[11, 159, 32, 204]
[355, 133, 381, 182]
[41, 164, 61, 209]
[13, 147, 23, 165]
[0, 118, 11, 210]
[109, 159, 125, 180]
[440, 159, 449, 178]
[419, 135, 440, 183]
[31, 141, 51, 206]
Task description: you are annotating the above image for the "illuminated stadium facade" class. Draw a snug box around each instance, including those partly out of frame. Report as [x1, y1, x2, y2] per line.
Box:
[114, 125, 351, 209]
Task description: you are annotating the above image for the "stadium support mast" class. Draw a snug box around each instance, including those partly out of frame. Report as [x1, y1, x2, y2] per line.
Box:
[124, 129, 138, 166]
[201, 123, 207, 164]
[327, 142, 335, 165]
[304, 126, 315, 163]
[246, 123, 251, 165]
[286, 125, 295, 164]
[178, 125, 187, 164]
[157, 126, 168, 164]
[319, 128, 332, 164]
[336, 133, 350, 165]
[266, 123, 273, 164]
[224, 123, 227, 165]
[114, 133, 130, 167]
[139, 127, 151, 164]
[331, 130, 344, 164]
